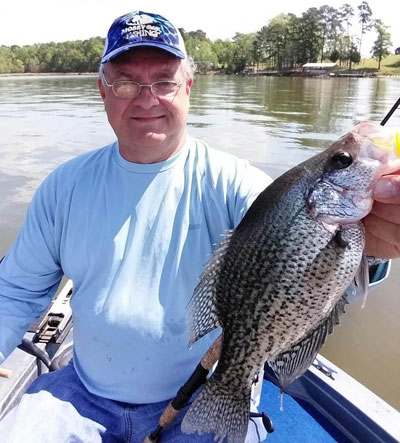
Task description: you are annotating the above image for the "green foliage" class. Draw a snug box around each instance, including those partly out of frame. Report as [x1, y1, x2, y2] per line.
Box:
[329, 49, 340, 63]
[349, 46, 361, 64]
[180, 30, 218, 72]
[0, 2, 394, 75]
[0, 37, 104, 74]
[257, 14, 299, 69]
[370, 19, 392, 69]
[229, 33, 257, 73]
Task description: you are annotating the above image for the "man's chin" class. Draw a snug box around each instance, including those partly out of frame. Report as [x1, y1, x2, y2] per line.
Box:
[141, 132, 167, 145]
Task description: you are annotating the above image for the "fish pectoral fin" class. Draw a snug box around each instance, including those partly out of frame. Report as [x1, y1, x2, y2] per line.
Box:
[267, 296, 348, 391]
[333, 229, 349, 248]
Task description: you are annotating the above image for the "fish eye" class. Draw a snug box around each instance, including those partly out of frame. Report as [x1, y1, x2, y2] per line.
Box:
[331, 151, 353, 170]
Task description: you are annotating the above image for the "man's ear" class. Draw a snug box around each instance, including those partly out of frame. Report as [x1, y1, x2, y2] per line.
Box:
[186, 77, 194, 95]
[98, 77, 106, 100]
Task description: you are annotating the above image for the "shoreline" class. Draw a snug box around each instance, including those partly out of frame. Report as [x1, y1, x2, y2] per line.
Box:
[1, 71, 399, 78]
[0, 72, 98, 77]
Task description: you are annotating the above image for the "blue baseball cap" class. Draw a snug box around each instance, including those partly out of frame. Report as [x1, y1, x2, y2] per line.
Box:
[101, 11, 187, 63]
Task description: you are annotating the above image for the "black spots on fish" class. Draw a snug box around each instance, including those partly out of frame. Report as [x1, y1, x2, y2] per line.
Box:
[330, 151, 353, 170]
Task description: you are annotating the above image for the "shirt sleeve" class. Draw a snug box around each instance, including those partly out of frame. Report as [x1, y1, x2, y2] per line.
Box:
[207, 150, 273, 229]
[229, 161, 273, 228]
[0, 172, 63, 364]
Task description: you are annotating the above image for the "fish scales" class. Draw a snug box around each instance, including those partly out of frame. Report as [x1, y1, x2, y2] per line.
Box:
[212, 193, 362, 364]
[181, 122, 400, 443]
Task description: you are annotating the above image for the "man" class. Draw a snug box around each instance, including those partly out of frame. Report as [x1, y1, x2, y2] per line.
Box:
[0, 11, 270, 442]
[0, 9, 399, 443]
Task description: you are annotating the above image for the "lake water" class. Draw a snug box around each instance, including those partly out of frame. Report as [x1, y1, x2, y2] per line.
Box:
[0, 74, 399, 410]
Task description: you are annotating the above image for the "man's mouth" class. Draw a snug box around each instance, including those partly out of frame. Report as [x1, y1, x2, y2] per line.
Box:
[132, 116, 165, 122]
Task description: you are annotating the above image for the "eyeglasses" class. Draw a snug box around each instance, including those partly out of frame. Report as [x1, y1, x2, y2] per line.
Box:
[101, 70, 182, 99]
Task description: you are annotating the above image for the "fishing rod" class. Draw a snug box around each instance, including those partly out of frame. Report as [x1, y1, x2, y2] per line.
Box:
[143, 335, 222, 443]
[143, 334, 273, 442]
[380, 97, 400, 126]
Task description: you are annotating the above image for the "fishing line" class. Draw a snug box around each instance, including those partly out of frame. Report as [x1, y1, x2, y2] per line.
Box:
[380, 97, 400, 126]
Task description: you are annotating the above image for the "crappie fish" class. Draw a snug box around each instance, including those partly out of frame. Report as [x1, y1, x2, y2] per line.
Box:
[181, 122, 400, 443]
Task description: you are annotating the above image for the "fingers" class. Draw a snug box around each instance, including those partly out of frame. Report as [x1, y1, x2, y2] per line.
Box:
[364, 173, 400, 258]
[363, 213, 400, 258]
[373, 175, 400, 203]
[371, 202, 400, 225]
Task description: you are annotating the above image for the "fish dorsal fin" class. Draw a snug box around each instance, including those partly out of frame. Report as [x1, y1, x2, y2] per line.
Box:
[186, 234, 232, 347]
[267, 296, 348, 391]
[356, 253, 369, 308]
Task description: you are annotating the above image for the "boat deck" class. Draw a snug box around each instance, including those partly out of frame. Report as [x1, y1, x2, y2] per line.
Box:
[260, 381, 341, 442]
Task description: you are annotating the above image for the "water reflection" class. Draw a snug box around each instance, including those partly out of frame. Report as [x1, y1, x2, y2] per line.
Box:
[189, 76, 400, 160]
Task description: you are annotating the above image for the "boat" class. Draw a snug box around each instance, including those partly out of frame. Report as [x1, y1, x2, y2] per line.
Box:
[0, 279, 399, 442]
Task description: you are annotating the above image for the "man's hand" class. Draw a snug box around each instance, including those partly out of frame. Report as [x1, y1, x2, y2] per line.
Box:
[364, 172, 400, 259]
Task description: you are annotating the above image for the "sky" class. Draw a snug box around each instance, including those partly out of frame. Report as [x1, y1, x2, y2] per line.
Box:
[1, 0, 399, 57]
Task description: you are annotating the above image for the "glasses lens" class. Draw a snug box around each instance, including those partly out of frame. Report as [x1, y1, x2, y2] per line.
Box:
[113, 81, 140, 98]
[152, 81, 180, 97]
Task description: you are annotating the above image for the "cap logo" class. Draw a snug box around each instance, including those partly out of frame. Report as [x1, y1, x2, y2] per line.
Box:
[122, 14, 162, 40]
[101, 11, 186, 63]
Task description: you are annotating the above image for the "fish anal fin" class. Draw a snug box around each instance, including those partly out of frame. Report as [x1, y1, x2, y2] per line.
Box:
[267, 296, 347, 391]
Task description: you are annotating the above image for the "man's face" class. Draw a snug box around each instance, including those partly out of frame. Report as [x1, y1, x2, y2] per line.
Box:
[98, 48, 193, 162]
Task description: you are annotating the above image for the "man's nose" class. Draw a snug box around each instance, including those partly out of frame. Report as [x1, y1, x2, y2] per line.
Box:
[134, 85, 159, 108]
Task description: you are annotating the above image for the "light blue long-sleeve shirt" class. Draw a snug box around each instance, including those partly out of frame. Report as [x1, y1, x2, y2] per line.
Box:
[0, 137, 271, 403]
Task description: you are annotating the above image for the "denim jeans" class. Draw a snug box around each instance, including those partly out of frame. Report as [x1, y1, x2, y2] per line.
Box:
[0, 360, 265, 442]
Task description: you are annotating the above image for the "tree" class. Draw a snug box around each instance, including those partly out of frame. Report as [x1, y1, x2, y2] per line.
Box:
[257, 14, 303, 70]
[329, 49, 340, 63]
[0, 47, 24, 73]
[187, 30, 208, 41]
[212, 39, 235, 70]
[82, 38, 105, 71]
[180, 29, 218, 72]
[230, 33, 256, 73]
[339, 4, 354, 60]
[297, 8, 323, 64]
[340, 4, 354, 35]
[257, 16, 289, 69]
[349, 43, 361, 68]
[194, 40, 219, 72]
[357, 1, 373, 56]
[317, 5, 343, 62]
[371, 19, 392, 69]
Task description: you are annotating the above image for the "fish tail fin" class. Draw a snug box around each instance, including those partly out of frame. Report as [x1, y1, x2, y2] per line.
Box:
[181, 377, 250, 443]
